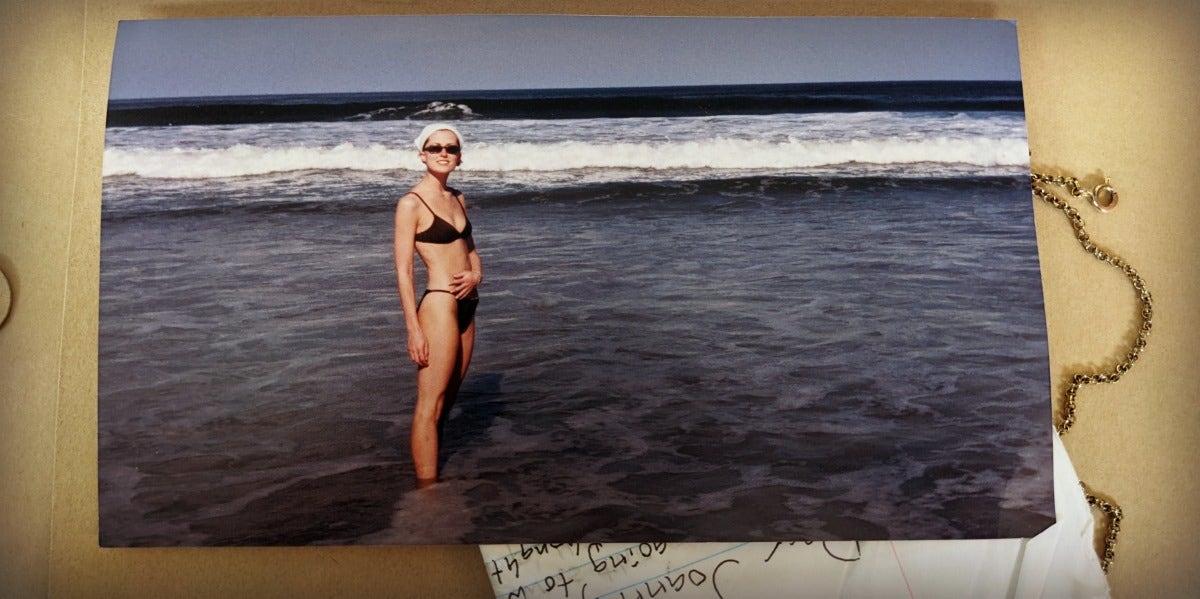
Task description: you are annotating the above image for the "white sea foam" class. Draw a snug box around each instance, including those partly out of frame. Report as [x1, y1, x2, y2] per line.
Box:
[103, 136, 1029, 179]
[102, 142, 409, 179]
[471, 137, 1028, 171]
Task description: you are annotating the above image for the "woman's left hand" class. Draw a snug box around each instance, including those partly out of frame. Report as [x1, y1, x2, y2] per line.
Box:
[449, 270, 481, 299]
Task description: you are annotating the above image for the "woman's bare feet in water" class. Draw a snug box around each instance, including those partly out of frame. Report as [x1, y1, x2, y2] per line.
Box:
[416, 477, 439, 489]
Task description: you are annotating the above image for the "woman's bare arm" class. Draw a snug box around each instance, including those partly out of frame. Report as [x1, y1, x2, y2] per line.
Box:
[450, 193, 483, 298]
[394, 194, 429, 366]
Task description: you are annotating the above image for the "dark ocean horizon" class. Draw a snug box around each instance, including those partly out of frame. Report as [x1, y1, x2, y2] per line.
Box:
[105, 80, 1024, 126]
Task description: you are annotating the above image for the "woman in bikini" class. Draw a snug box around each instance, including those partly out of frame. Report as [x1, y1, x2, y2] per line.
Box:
[394, 124, 482, 488]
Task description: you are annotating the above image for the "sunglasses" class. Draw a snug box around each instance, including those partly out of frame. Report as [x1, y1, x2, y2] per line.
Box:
[422, 144, 461, 155]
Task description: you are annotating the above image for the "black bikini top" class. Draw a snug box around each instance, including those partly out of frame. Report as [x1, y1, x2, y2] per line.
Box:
[412, 191, 472, 244]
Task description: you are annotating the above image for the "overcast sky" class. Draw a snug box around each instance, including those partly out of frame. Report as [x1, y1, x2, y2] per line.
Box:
[109, 15, 1021, 99]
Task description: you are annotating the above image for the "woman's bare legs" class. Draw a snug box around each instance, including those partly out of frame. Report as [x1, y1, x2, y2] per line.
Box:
[412, 294, 475, 486]
[438, 320, 475, 445]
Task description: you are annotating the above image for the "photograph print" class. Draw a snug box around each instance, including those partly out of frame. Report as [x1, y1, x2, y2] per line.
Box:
[98, 15, 1053, 546]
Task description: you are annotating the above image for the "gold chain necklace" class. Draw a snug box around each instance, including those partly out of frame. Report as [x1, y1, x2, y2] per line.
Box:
[1030, 172, 1154, 573]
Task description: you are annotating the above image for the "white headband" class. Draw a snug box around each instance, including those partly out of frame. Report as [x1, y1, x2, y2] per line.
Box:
[414, 124, 464, 151]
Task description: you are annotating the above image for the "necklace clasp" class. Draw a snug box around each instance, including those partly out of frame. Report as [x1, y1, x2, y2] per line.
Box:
[1091, 178, 1118, 212]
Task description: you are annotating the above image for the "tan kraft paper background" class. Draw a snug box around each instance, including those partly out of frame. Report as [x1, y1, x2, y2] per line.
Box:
[2, 1, 1197, 597]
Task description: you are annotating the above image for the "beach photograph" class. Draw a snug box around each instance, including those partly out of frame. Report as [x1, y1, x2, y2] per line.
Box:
[98, 15, 1054, 546]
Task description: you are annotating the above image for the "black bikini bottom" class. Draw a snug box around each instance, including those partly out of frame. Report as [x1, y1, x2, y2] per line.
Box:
[419, 289, 479, 333]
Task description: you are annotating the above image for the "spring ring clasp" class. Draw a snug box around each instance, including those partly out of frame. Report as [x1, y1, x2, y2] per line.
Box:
[1090, 177, 1118, 212]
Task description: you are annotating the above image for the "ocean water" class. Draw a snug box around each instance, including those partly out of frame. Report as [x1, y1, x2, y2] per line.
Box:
[98, 82, 1054, 546]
